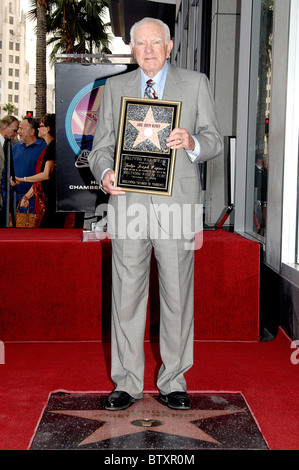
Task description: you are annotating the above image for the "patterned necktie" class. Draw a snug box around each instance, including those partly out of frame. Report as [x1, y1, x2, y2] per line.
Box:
[144, 79, 158, 99]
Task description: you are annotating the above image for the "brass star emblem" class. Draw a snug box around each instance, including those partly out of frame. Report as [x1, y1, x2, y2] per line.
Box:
[128, 107, 170, 150]
[49, 394, 245, 447]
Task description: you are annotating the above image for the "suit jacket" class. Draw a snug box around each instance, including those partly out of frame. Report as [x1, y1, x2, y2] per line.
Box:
[88, 64, 223, 237]
[0, 143, 5, 208]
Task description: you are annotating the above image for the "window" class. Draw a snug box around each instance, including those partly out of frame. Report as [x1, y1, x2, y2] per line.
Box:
[245, 0, 274, 240]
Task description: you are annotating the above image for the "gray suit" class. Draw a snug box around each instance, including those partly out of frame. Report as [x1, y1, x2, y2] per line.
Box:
[89, 64, 223, 398]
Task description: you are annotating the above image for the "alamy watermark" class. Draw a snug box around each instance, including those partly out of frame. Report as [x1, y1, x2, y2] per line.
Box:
[93, 199, 204, 251]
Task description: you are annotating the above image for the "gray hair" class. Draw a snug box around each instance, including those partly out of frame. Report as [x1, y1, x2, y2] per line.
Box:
[130, 17, 171, 46]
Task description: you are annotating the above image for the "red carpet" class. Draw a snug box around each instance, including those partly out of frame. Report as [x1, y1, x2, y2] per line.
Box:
[0, 228, 260, 342]
[1, 228, 287, 451]
[0, 329, 298, 450]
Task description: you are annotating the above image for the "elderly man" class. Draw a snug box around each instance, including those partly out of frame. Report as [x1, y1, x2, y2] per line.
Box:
[89, 17, 223, 411]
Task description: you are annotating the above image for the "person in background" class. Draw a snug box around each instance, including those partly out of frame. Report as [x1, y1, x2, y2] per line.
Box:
[0, 115, 19, 226]
[12, 114, 69, 228]
[2, 116, 46, 214]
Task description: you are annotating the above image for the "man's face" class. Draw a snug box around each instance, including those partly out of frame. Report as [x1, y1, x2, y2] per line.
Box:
[17, 119, 35, 145]
[130, 21, 173, 78]
[3, 122, 19, 139]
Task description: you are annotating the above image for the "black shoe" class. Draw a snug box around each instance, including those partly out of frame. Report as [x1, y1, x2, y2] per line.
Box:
[159, 391, 191, 410]
[105, 391, 139, 411]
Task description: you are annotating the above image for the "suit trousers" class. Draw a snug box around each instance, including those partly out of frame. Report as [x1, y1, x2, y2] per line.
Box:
[110, 212, 195, 399]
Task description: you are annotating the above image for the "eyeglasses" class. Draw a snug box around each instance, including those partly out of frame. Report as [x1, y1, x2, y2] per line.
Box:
[39, 123, 46, 128]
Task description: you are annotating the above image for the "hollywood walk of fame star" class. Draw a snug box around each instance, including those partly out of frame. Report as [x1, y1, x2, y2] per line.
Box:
[49, 394, 246, 448]
[128, 107, 170, 150]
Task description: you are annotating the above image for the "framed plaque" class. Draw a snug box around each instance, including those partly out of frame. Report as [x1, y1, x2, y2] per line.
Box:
[114, 97, 181, 196]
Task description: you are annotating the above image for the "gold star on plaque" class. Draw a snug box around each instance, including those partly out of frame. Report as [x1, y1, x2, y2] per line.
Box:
[128, 107, 170, 150]
[49, 394, 245, 447]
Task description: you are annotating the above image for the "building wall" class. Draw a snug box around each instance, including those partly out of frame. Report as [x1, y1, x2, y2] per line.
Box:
[29, 84, 55, 117]
[0, 0, 30, 119]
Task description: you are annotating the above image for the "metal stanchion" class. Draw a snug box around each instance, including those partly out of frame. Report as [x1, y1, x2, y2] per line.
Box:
[3, 138, 16, 228]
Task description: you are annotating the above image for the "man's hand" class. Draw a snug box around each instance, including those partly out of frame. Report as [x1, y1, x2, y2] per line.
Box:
[102, 169, 125, 195]
[166, 128, 195, 151]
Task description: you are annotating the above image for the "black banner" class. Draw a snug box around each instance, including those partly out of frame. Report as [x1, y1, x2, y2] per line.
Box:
[55, 63, 137, 212]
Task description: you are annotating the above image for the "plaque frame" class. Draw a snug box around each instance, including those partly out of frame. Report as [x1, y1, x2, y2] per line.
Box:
[114, 97, 181, 196]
